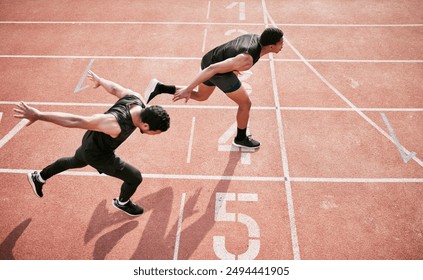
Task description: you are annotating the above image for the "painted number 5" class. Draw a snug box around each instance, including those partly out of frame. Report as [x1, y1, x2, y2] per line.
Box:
[213, 192, 260, 260]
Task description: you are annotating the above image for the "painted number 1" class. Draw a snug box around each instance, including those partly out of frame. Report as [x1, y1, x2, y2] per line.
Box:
[226, 2, 246, 21]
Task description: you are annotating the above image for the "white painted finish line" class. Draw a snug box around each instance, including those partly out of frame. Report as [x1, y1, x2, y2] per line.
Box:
[1, 168, 423, 183]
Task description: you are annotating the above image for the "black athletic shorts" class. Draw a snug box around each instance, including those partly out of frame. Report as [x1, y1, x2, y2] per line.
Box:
[202, 72, 242, 93]
[201, 58, 242, 93]
[75, 146, 125, 175]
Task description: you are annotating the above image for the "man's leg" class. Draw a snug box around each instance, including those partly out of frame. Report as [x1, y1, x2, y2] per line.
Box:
[144, 80, 215, 103]
[28, 155, 87, 198]
[185, 83, 215, 101]
[104, 161, 144, 216]
[226, 86, 260, 148]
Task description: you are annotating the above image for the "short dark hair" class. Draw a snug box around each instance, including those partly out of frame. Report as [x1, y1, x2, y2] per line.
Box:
[140, 105, 170, 132]
[259, 27, 283, 46]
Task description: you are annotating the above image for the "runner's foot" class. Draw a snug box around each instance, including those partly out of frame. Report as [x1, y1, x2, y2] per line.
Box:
[144, 79, 161, 103]
[112, 198, 144, 216]
[27, 171, 44, 198]
[233, 135, 261, 148]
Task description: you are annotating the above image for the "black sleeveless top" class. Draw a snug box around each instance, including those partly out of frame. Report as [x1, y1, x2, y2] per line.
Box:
[201, 34, 262, 70]
[81, 95, 145, 161]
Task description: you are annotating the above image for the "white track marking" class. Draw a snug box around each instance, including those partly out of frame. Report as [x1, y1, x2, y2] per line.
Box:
[1, 168, 422, 183]
[0, 119, 29, 149]
[262, 0, 301, 260]
[186, 117, 196, 163]
[380, 113, 416, 163]
[1, 21, 422, 27]
[206, 1, 211, 20]
[202, 28, 208, 53]
[73, 59, 94, 93]
[173, 192, 186, 260]
[0, 101, 421, 112]
[1, 55, 422, 64]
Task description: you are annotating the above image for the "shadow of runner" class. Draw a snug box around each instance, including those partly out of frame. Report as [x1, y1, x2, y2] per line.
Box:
[84, 199, 137, 244]
[83, 151, 241, 259]
[130, 187, 175, 259]
[93, 220, 139, 260]
[171, 151, 241, 259]
[0, 218, 32, 260]
[84, 188, 175, 259]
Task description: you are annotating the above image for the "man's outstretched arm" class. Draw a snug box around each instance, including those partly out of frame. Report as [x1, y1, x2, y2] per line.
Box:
[87, 70, 144, 101]
[13, 101, 121, 138]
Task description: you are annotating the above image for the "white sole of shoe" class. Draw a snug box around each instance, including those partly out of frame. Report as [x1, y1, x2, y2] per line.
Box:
[232, 140, 260, 149]
[27, 172, 42, 198]
[143, 78, 159, 103]
[112, 199, 143, 217]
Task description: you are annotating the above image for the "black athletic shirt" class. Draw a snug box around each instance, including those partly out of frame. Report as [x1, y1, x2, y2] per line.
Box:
[201, 34, 262, 70]
[80, 95, 145, 162]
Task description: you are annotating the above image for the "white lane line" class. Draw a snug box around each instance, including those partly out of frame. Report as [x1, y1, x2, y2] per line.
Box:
[173, 192, 186, 260]
[1, 21, 421, 27]
[206, 1, 211, 20]
[239, 2, 246, 21]
[1, 101, 421, 112]
[0, 55, 202, 60]
[262, 0, 301, 260]
[202, 28, 208, 53]
[1, 168, 422, 183]
[0, 20, 261, 26]
[0, 119, 29, 149]
[186, 117, 196, 163]
[1, 55, 422, 64]
[380, 113, 416, 163]
[274, 59, 423, 63]
[289, 177, 423, 183]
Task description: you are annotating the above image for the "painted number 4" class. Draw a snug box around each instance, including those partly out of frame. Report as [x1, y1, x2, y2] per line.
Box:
[213, 192, 260, 260]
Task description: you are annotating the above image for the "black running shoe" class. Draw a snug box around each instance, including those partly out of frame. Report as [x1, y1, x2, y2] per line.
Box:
[112, 198, 144, 216]
[144, 78, 161, 103]
[27, 171, 44, 198]
[233, 135, 261, 148]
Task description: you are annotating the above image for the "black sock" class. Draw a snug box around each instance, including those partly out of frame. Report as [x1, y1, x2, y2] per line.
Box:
[158, 83, 176, 94]
[235, 128, 247, 141]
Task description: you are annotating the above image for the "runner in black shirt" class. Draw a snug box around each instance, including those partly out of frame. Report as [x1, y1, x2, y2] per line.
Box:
[144, 27, 283, 148]
[14, 71, 170, 216]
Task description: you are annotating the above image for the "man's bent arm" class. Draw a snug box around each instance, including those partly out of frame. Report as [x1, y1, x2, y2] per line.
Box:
[187, 55, 248, 91]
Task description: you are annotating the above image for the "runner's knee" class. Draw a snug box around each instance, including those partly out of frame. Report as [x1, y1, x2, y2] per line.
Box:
[239, 98, 252, 110]
[130, 169, 143, 186]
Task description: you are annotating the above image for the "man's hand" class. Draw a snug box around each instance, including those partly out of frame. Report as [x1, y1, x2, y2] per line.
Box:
[87, 70, 101, 88]
[172, 87, 191, 103]
[13, 101, 40, 126]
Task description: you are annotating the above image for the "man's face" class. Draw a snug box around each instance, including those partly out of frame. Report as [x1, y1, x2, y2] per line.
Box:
[142, 129, 162, 135]
[139, 123, 162, 135]
[273, 37, 284, 53]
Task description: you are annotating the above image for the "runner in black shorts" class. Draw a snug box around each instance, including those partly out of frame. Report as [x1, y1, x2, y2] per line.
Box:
[14, 70, 170, 216]
[144, 27, 283, 148]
